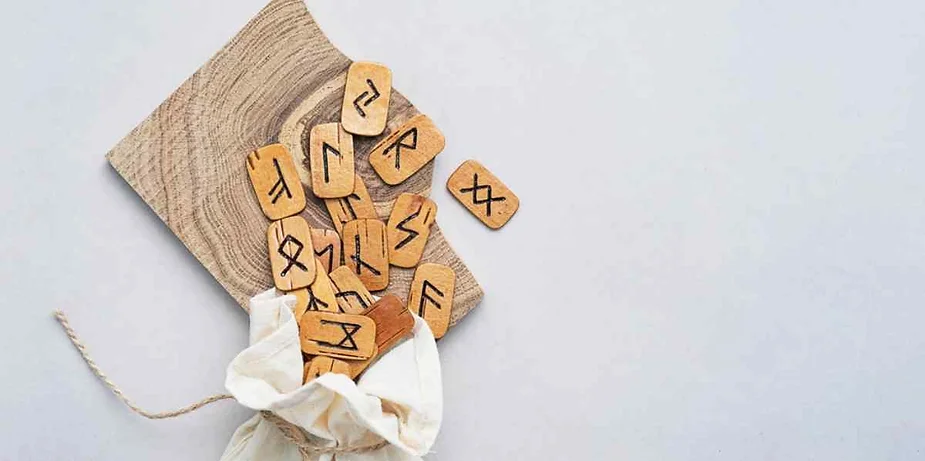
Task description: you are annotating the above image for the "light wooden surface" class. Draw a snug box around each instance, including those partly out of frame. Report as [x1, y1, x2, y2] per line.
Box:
[447, 159, 520, 229]
[342, 219, 390, 291]
[370, 114, 446, 185]
[299, 311, 376, 360]
[364, 294, 414, 353]
[408, 263, 456, 339]
[267, 216, 316, 290]
[329, 266, 374, 314]
[246, 144, 307, 220]
[322, 174, 378, 235]
[105, 0, 482, 328]
[386, 193, 437, 268]
[302, 258, 338, 313]
[308, 123, 355, 198]
[309, 228, 342, 274]
[341, 62, 392, 136]
[303, 356, 350, 383]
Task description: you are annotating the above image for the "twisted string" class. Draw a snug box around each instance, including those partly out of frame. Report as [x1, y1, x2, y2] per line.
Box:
[53, 310, 235, 419]
[53, 310, 389, 456]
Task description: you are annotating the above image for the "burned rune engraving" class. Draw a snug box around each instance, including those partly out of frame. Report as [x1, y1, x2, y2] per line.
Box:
[320, 142, 341, 183]
[306, 289, 330, 312]
[394, 209, 421, 250]
[314, 244, 336, 272]
[268, 158, 293, 204]
[383, 127, 418, 170]
[316, 320, 361, 350]
[335, 291, 370, 311]
[351, 234, 381, 276]
[459, 173, 506, 217]
[277, 235, 308, 277]
[352, 79, 380, 118]
[417, 280, 444, 317]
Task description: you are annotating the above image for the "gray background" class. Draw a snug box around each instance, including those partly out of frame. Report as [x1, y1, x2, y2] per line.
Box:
[1, 0, 923, 459]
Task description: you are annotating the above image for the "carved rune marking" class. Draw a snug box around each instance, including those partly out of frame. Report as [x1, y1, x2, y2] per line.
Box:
[337, 193, 361, 223]
[459, 173, 506, 217]
[383, 127, 418, 170]
[394, 209, 421, 250]
[335, 291, 370, 312]
[417, 280, 444, 317]
[351, 234, 382, 276]
[314, 244, 336, 273]
[352, 79, 380, 118]
[268, 158, 293, 204]
[316, 320, 361, 350]
[306, 289, 330, 312]
[320, 142, 341, 183]
[277, 235, 308, 277]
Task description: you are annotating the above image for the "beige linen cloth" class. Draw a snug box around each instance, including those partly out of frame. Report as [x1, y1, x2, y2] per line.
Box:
[220, 289, 443, 461]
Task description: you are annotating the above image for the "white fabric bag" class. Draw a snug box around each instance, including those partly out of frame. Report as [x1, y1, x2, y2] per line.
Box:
[220, 289, 443, 461]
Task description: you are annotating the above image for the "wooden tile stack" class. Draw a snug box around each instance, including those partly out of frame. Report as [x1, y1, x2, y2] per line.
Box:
[247, 61, 479, 383]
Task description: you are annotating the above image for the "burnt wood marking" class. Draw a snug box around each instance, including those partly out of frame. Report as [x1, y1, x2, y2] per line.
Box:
[383, 127, 418, 170]
[417, 280, 444, 317]
[352, 79, 380, 118]
[277, 235, 308, 277]
[268, 158, 293, 204]
[316, 320, 361, 350]
[459, 173, 506, 216]
[352, 234, 381, 276]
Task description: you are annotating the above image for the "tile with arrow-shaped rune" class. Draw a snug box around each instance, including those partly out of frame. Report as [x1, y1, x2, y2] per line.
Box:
[407, 263, 456, 339]
[369, 114, 445, 185]
[309, 123, 354, 198]
[341, 62, 392, 136]
[447, 160, 519, 229]
[386, 193, 437, 268]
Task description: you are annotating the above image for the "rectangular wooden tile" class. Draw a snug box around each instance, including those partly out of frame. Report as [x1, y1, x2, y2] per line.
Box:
[310, 228, 342, 274]
[303, 356, 351, 383]
[246, 144, 306, 220]
[364, 294, 414, 352]
[329, 266, 375, 314]
[301, 258, 338, 313]
[407, 263, 456, 339]
[447, 160, 519, 229]
[342, 219, 390, 291]
[309, 123, 355, 198]
[324, 174, 378, 234]
[341, 61, 392, 136]
[347, 344, 377, 379]
[386, 193, 437, 268]
[299, 311, 376, 360]
[369, 114, 446, 185]
[267, 216, 316, 290]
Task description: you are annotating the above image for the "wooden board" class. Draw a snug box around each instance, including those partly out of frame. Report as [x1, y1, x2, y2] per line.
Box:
[105, 0, 482, 328]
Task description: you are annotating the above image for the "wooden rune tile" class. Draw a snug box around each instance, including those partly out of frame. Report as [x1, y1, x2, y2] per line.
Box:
[310, 228, 342, 274]
[364, 294, 414, 352]
[299, 311, 376, 360]
[246, 144, 306, 220]
[347, 344, 378, 379]
[309, 123, 355, 198]
[342, 219, 390, 291]
[407, 263, 455, 339]
[324, 174, 377, 235]
[341, 62, 392, 136]
[288, 287, 310, 323]
[303, 258, 338, 313]
[105, 0, 482, 330]
[303, 356, 350, 383]
[447, 160, 519, 229]
[329, 266, 374, 314]
[267, 216, 316, 291]
[369, 115, 446, 185]
[386, 193, 437, 268]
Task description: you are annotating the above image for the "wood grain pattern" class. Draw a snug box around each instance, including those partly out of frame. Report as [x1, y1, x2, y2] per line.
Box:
[105, 0, 482, 328]
[299, 311, 376, 360]
[364, 294, 414, 353]
[309, 123, 354, 198]
[407, 263, 455, 339]
[448, 160, 520, 229]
